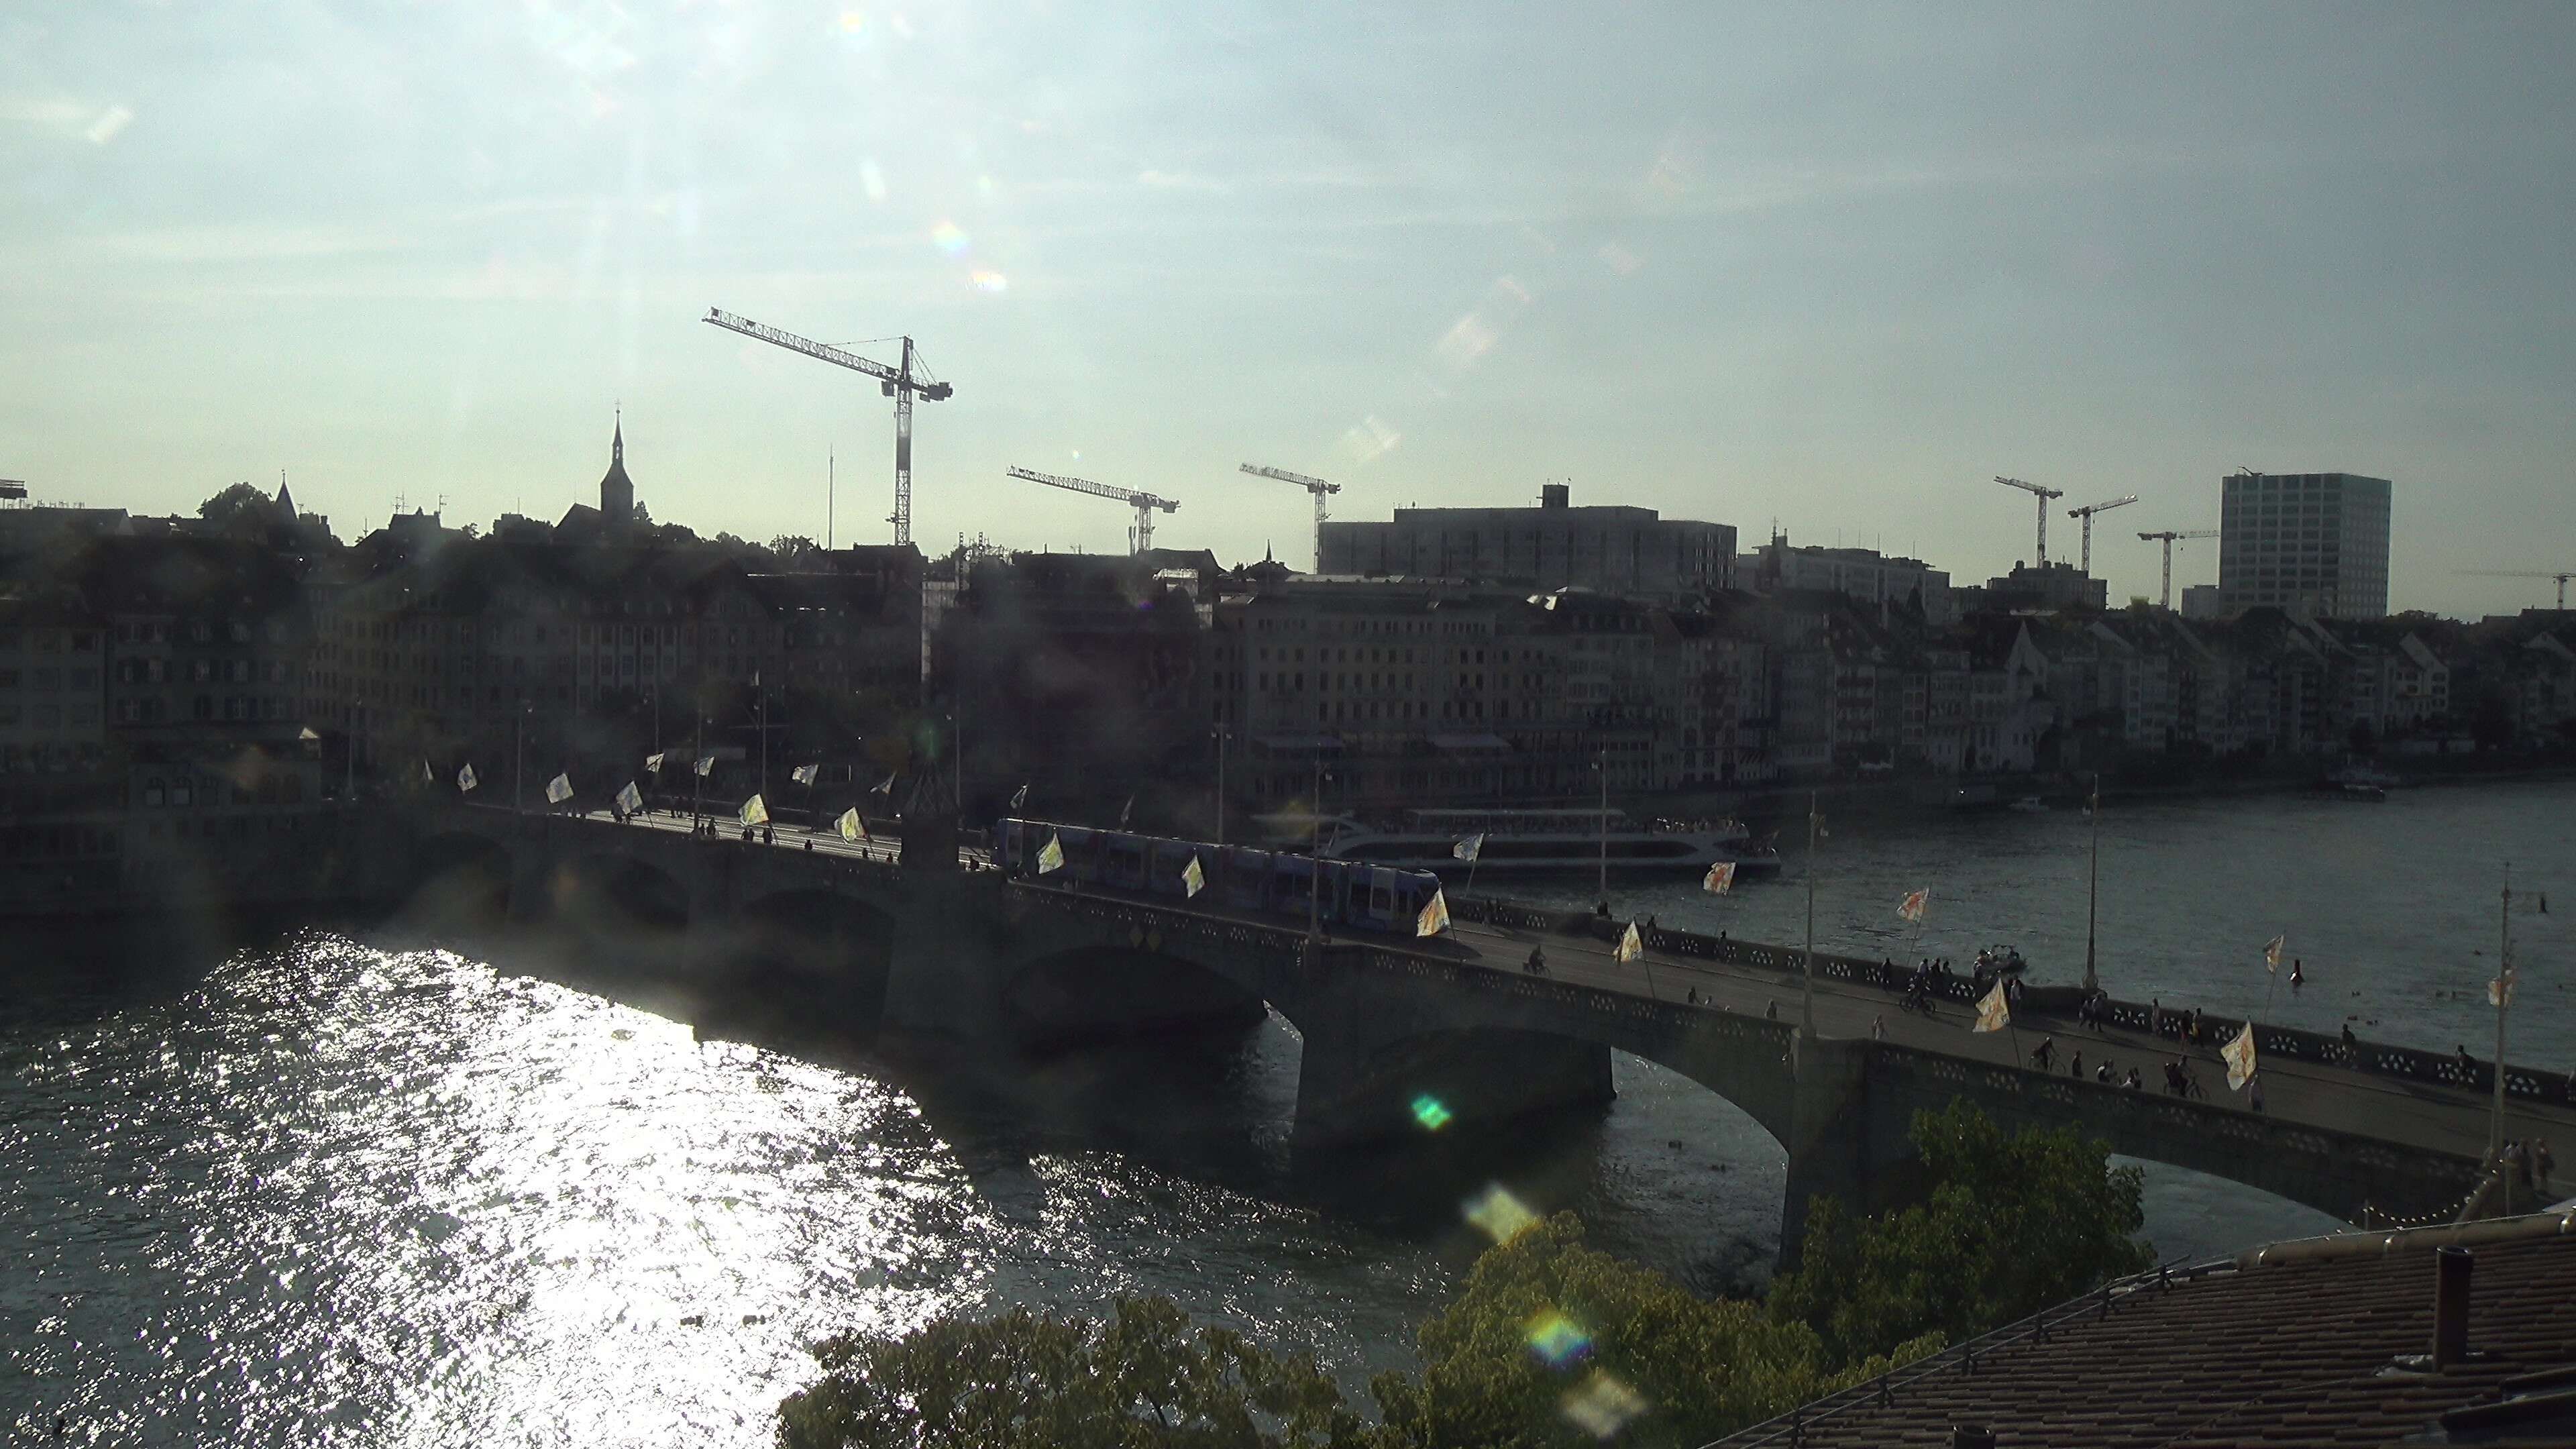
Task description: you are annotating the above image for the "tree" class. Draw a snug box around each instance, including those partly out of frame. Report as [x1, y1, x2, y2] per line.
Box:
[777, 1296, 1370, 1449]
[197, 481, 276, 538]
[1767, 1100, 2152, 1366]
[769, 534, 824, 564]
[1370, 1213, 1927, 1449]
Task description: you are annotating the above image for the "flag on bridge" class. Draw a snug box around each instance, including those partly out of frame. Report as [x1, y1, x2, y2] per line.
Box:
[1118, 795, 1134, 828]
[1417, 888, 1450, 938]
[2489, 972, 2515, 1008]
[1898, 888, 1929, 924]
[871, 773, 896, 798]
[545, 773, 574, 805]
[458, 763, 478, 793]
[695, 755, 716, 778]
[792, 763, 818, 787]
[739, 794, 769, 826]
[1036, 830, 1065, 875]
[1011, 782, 1029, 810]
[2222, 1022, 2259, 1091]
[1453, 834, 1484, 863]
[1181, 853, 1205, 898]
[2263, 934, 2286, 971]
[1616, 921, 1643, 963]
[645, 751, 666, 773]
[836, 806, 866, 843]
[419, 759, 433, 785]
[1703, 860, 1736, 894]
[615, 781, 643, 814]
[1972, 979, 2010, 1033]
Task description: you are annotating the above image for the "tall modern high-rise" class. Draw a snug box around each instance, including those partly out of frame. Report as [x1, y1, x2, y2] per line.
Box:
[2216, 471, 2390, 619]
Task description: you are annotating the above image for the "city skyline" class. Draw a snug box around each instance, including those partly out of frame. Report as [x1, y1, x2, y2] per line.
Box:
[6, 4, 2574, 616]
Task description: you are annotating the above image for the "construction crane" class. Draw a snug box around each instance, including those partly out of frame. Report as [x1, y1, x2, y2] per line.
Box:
[2065, 494, 2139, 574]
[1993, 476, 2065, 566]
[2137, 529, 2219, 608]
[1006, 466, 1178, 554]
[2458, 569, 2575, 610]
[1239, 464, 1340, 572]
[702, 307, 952, 547]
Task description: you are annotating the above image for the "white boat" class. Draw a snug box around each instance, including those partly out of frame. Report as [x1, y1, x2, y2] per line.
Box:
[1308, 808, 1782, 877]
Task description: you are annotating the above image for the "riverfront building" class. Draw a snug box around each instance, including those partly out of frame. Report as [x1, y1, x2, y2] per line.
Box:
[1316, 484, 1736, 600]
[2217, 471, 2392, 619]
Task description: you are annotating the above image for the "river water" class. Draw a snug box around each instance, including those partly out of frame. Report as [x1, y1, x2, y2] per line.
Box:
[5, 782, 2571, 1445]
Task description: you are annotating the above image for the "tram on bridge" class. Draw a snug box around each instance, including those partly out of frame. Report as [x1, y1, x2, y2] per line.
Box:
[990, 818, 1446, 940]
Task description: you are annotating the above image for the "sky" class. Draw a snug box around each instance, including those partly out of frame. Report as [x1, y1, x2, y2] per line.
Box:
[3, 1, 2572, 616]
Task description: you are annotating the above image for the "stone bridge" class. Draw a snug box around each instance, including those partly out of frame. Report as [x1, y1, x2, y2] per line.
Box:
[404, 806, 2542, 1258]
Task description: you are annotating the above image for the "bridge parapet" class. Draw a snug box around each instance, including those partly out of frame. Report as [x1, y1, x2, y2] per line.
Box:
[2081, 996, 2573, 1107]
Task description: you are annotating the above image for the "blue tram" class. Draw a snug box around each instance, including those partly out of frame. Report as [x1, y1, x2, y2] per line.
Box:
[990, 818, 1446, 938]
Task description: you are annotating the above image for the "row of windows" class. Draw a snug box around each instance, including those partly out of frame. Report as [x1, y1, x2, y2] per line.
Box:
[138, 773, 305, 807]
[0, 702, 101, 730]
[112, 657, 282, 685]
[0, 630, 101, 654]
[0, 667, 103, 691]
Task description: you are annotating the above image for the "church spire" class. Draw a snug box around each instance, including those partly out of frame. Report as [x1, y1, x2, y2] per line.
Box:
[599, 409, 635, 531]
[612, 407, 624, 466]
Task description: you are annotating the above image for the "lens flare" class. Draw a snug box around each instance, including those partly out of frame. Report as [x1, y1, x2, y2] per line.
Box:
[931, 220, 968, 256]
[1561, 1371, 1648, 1438]
[1525, 1310, 1592, 1368]
[1462, 1183, 1536, 1243]
[971, 270, 1008, 294]
[1409, 1094, 1452, 1130]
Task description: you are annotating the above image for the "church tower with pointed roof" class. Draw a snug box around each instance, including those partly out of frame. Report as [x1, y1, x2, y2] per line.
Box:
[599, 412, 635, 531]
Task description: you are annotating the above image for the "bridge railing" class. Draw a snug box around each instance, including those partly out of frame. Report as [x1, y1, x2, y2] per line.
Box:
[2080, 992, 2573, 1106]
[1448, 888, 2573, 1108]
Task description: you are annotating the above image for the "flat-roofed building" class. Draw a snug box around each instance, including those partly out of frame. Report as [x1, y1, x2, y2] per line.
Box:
[2218, 471, 2392, 619]
[1317, 484, 1733, 599]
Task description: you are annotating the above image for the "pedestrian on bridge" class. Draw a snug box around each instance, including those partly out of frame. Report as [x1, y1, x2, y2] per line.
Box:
[2536, 1138, 2555, 1192]
[2070, 1049, 2082, 1080]
[1872, 1014, 1886, 1041]
[2031, 1037, 2055, 1072]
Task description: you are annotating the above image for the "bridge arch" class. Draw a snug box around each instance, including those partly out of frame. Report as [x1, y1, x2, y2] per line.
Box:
[1000, 941, 1273, 1051]
[542, 849, 692, 938]
[709, 886, 904, 1040]
[406, 829, 515, 925]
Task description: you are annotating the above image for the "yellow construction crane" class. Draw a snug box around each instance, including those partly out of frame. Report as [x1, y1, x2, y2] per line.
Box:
[2137, 529, 2219, 608]
[1238, 464, 1341, 572]
[702, 307, 953, 547]
[1994, 476, 2065, 566]
[2458, 569, 2575, 610]
[1006, 466, 1179, 554]
[2065, 494, 2139, 574]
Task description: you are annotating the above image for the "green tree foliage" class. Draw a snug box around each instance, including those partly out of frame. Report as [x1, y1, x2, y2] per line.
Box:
[1369, 1213, 1929, 1449]
[776, 1295, 1370, 1449]
[769, 534, 824, 564]
[1768, 1100, 2153, 1366]
[196, 481, 276, 537]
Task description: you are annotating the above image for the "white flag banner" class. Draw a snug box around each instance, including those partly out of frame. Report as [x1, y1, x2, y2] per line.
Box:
[2222, 1022, 2259, 1091]
[739, 794, 769, 826]
[458, 763, 478, 793]
[645, 751, 667, 773]
[1616, 921, 1643, 963]
[2489, 975, 2515, 1008]
[1973, 979, 2011, 1033]
[1453, 834, 1484, 863]
[1703, 861, 1736, 894]
[1181, 853, 1205, 898]
[1010, 782, 1030, 810]
[1036, 831, 1065, 875]
[1417, 888, 1450, 938]
[1898, 888, 1929, 924]
[836, 807, 865, 843]
[545, 773, 573, 805]
[2263, 934, 2286, 972]
[419, 759, 433, 784]
[694, 755, 716, 778]
[872, 773, 896, 798]
[615, 781, 643, 814]
[792, 763, 818, 786]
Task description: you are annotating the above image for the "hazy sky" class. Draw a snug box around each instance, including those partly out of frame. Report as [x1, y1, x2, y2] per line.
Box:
[5, 2, 2571, 614]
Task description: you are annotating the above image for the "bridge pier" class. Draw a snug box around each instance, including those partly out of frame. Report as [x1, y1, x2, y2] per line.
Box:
[1289, 959, 1617, 1149]
[1776, 1038, 1911, 1270]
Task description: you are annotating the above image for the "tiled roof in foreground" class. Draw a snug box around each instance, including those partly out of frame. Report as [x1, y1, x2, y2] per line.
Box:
[1710, 1210, 2576, 1448]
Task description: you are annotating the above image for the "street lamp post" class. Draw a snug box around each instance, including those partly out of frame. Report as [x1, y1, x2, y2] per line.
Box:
[513, 702, 527, 815]
[1801, 792, 1820, 1040]
[2489, 863, 2516, 1163]
[1307, 756, 1330, 943]
[1214, 726, 1230, 846]
[1595, 748, 1609, 905]
[690, 712, 706, 830]
[2083, 772, 2102, 996]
